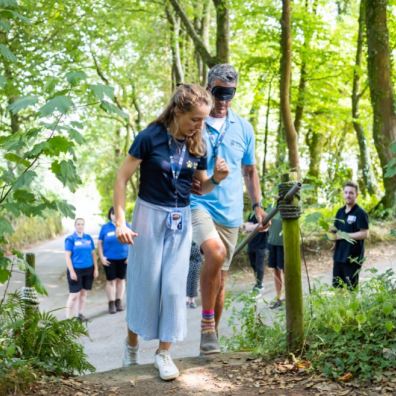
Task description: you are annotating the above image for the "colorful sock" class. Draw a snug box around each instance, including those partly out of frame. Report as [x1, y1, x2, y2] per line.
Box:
[201, 309, 215, 334]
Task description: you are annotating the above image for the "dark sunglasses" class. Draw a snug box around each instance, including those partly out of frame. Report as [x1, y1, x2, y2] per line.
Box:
[211, 86, 236, 101]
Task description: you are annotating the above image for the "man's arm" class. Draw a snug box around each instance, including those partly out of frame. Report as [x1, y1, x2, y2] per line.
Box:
[337, 229, 368, 241]
[242, 164, 267, 227]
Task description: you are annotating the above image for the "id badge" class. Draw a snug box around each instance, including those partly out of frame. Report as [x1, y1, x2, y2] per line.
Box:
[166, 210, 183, 231]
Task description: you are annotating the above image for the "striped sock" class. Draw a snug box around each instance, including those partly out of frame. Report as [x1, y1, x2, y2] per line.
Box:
[201, 310, 215, 334]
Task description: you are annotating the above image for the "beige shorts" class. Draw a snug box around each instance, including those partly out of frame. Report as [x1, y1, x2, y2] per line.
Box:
[191, 208, 239, 271]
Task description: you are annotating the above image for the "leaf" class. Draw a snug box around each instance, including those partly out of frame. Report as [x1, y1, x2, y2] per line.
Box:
[304, 212, 322, 224]
[68, 128, 85, 144]
[66, 70, 87, 85]
[337, 372, 353, 382]
[43, 136, 74, 156]
[7, 95, 38, 114]
[382, 302, 393, 315]
[56, 200, 76, 218]
[24, 262, 48, 296]
[391, 141, 396, 154]
[4, 152, 30, 167]
[0, 217, 13, 234]
[0, 74, 6, 88]
[0, 43, 17, 62]
[13, 189, 35, 202]
[100, 100, 129, 120]
[13, 170, 36, 189]
[0, 19, 11, 32]
[384, 321, 394, 332]
[51, 160, 81, 192]
[39, 95, 73, 117]
[89, 83, 114, 100]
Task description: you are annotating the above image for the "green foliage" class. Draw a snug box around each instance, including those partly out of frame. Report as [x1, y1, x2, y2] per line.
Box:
[0, 293, 94, 394]
[224, 270, 396, 381]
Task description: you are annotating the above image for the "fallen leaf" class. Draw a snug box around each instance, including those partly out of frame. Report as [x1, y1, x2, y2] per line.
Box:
[338, 372, 353, 382]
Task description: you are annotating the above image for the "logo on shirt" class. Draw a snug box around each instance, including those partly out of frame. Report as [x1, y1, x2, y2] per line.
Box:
[107, 231, 115, 237]
[186, 160, 193, 168]
[347, 215, 356, 224]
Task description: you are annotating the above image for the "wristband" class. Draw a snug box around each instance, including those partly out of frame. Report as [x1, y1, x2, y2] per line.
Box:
[210, 175, 220, 185]
[252, 202, 262, 210]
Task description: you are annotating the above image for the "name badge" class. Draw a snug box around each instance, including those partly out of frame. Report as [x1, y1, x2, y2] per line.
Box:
[75, 241, 83, 246]
[166, 210, 183, 231]
[107, 231, 115, 237]
[347, 215, 356, 224]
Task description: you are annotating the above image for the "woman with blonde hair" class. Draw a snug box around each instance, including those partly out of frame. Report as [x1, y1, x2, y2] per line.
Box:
[114, 84, 229, 380]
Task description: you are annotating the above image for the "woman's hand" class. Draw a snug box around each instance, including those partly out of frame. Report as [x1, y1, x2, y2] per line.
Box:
[212, 156, 229, 183]
[116, 224, 138, 244]
[70, 270, 78, 281]
[93, 267, 99, 279]
[100, 256, 110, 266]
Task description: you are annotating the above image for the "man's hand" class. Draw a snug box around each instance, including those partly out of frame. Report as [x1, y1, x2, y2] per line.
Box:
[116, 224, 138, 244]
[213, 156, 229, 183]
[255, 207, 270, 232]
[93, 267, 99, 279]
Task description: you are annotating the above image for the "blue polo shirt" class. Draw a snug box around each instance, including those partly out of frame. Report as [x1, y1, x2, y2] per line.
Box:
[191, 109, 256, 227]
[65, 232, 95, 269]
[129, 123, 207, 208]
[99, 221, 130, 260]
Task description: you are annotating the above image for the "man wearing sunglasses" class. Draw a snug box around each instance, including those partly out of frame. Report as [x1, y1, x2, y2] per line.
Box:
[191, 64, 266, 355]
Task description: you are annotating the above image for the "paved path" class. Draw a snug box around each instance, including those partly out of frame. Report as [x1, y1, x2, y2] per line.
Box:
[1, 234, 395, 373]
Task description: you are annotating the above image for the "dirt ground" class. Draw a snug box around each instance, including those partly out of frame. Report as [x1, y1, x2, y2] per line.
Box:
[18, 241, 396, 396]
[23, 354, 396, 396]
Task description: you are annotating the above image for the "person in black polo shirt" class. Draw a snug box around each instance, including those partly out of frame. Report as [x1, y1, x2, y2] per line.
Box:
[331, 181, 369, 288]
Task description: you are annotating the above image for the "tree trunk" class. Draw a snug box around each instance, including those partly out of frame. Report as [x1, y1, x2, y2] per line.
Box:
[166, 7, 184, 87]
[169, 0, 216, 67]
[352, 0, 376, 195]
[262, 78, 273, 192]
[365, 0, 396, 208]
[280, 0, 300, 173]
[213, 0, 229, 63]
[305, 128, 324, 202]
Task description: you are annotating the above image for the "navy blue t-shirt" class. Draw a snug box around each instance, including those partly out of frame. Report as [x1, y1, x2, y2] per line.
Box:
[99, 221, 130, 260]
[333, 204, 369, 264]
[65, 232, 95, 269]
[128, 123, 207, 207]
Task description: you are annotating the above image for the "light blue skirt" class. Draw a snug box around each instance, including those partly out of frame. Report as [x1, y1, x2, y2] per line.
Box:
[126, 198, 192, 342]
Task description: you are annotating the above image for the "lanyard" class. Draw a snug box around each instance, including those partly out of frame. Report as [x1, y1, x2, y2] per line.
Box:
[206, 117, 228, 158]
[168, 135, 187, 206]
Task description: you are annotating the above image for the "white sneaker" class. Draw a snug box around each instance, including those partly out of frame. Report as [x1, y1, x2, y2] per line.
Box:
[154, 350, 180, 380]
[122, 339, 138, 367]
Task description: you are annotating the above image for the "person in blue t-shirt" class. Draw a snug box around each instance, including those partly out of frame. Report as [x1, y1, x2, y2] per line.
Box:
[190, 64, 268, 355]
[64, 218, 98, 320]
[113, 84, 229, 381]
[98, 207, 130, 314]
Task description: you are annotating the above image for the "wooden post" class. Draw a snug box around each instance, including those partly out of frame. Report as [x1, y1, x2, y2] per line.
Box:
[279, 173, 304, 352]
[25, 253, 35, 288]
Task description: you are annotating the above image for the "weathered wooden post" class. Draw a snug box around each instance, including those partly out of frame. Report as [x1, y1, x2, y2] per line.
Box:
[23, 253, 39, 316]
[279, 173, 304, 352]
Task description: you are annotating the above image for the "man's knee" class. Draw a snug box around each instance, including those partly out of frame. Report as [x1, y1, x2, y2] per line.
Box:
[201, 239, 227, 269]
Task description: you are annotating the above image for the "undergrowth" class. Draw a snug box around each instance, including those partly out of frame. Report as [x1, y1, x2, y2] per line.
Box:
[223, 269, 396, 381]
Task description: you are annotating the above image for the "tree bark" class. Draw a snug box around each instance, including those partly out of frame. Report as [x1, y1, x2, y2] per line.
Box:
[280, 0, 300, 173]
[365, 0, 396, 208]
[166, 7, 184, 87]
[169, 0, 216, 67]
[213, 0, 229, 63]
[352, 0, 376, 195]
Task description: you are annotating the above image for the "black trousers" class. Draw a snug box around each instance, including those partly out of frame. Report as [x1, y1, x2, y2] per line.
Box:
[332, 261, 361, 289]
[248, 249, 266, 284]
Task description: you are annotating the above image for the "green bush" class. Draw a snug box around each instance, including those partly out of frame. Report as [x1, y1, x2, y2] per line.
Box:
[223, 269, 396, 381]
[7, 211, 63, 250]
[0, 293, 94, 394]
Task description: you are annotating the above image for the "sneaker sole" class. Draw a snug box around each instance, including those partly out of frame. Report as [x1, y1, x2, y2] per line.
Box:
[154, 362, 179, 380]
[199, 348, 221, 355]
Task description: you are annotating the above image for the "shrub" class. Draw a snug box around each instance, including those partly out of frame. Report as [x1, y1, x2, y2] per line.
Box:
[223, 269, 396, 381]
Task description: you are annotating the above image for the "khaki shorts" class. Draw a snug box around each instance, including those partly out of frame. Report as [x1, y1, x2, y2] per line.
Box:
[191, 208, 239, 271]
